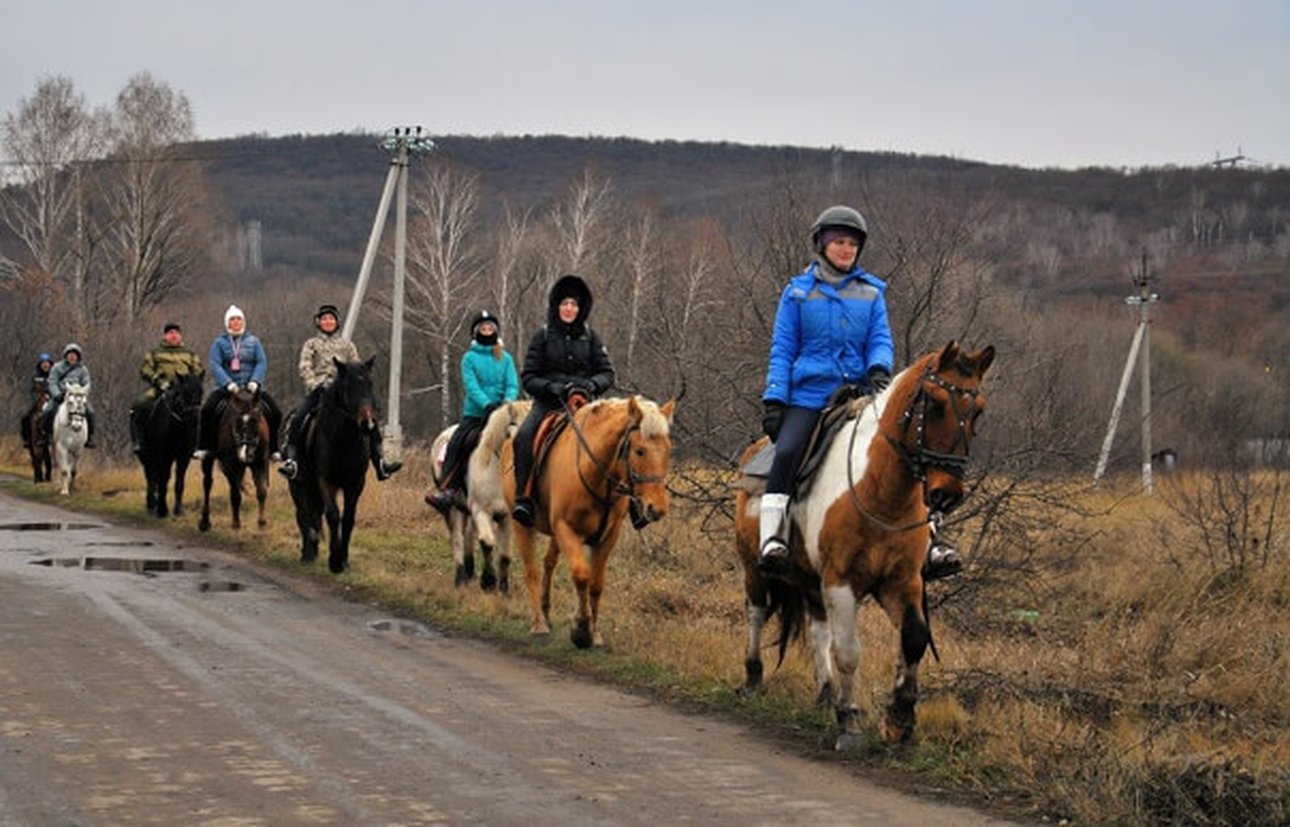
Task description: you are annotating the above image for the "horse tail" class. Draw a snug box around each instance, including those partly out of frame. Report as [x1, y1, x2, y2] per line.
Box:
[767, 578, 808, 668]
[478, 399, 532, 455]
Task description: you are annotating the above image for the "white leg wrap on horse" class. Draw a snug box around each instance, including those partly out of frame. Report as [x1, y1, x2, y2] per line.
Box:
[759, 493, 790, 552]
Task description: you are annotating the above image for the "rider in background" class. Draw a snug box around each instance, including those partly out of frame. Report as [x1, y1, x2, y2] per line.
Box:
[277, 303, 402, 481]
[42, 343, 97, 448]
[510, 275, 615, 527]
[757, 205, 961, 581]
[426, 310, 519, 516]
[193, 305, 283, 461]
[19, 352, 53, 450]
[129, 322, 204, 456]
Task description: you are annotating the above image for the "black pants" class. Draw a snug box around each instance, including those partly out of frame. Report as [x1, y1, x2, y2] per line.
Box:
[513, 399, 560, 500]
[766, 406, 821, 495]
[441, 416, 485, 490]
[199, 388, 282, 453]
[282, 387, 325, 453]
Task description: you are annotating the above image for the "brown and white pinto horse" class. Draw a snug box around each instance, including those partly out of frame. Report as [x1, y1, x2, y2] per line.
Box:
[503, 395, 676, 649]
[735, 341, 994, 748]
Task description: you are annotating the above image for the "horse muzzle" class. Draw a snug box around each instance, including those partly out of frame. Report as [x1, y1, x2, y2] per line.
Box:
[926, 485, 964, 515]
[629, 498, 665, 530]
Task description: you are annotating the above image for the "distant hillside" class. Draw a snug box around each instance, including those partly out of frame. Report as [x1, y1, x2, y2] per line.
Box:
[197, 132, 1289, 299]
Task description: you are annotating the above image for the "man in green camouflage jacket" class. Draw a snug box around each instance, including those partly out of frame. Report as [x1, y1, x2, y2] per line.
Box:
[130, 322, 205, 455]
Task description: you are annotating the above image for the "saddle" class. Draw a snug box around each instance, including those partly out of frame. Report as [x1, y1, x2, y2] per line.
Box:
[739, 392, 871, 496]
[520, 391, 593, 499]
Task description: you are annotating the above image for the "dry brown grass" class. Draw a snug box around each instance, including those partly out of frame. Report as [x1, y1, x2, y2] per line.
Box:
[3, 441, 1286, 824]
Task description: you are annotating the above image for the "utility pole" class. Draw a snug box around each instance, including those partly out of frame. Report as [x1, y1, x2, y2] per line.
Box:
[1094, 251, 1159, 492]
[343, 127, 435, 460]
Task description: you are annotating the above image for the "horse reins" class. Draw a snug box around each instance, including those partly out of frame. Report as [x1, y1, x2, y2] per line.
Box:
[563, 402, 665, 539]
[843, 366, 980, 534]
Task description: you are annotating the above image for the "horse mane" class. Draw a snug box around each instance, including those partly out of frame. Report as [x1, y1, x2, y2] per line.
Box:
[580, 396, 671, 440]
[478, 399, 533, 454]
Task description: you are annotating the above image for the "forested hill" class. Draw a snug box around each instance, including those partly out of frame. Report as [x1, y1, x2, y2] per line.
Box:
[197, 132, 1290, 295]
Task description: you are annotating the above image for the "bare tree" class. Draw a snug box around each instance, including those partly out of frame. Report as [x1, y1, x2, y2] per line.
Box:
[94, 72, 211, 321]
[550, 167, 612, 275]
[0, 75, 107, 307]
[402, 161, 483, 428]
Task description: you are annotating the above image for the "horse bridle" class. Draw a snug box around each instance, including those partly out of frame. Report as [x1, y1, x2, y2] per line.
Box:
[844, 366, 981, 534]
[565, 403, 666, 534]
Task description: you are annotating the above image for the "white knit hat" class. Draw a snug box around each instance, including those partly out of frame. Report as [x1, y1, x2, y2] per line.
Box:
[224, 304, 245, 332]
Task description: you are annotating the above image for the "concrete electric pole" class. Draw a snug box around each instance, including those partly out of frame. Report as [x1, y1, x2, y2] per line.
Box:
[1093, 252, 1159, 493]
[342, 127, 435, 460]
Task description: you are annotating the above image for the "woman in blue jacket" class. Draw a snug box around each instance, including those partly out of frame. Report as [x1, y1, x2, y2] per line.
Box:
[757, 206, 893, 573]
[427, 311, 520, 515]
[193, 304, 283, 460]
[757, 206, 961, 581]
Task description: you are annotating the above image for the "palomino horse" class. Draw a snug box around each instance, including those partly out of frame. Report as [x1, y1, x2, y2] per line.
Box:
[139, 371, 204, 518]
[52, 382, 90, 496]
[287, 358, 378, 574]
[24, 387, 52, 483]
[503, 395, 676, 649]
[199, 387, 271, 532]
[734, 342, 994, 748]
[431, 399, 532, 591]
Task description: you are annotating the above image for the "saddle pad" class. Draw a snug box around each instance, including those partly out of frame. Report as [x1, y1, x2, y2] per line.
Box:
[740, 442, 775, 478]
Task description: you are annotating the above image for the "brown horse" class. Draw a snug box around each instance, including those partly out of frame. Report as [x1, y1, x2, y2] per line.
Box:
[503, 395, 676, 648]
[199, 388, 271, 532]
[23, 388, 52, 483]
[735, 341, 994, 748]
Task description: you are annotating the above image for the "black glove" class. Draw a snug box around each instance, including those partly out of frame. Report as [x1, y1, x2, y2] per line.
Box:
[563, 382, 590, 403]
[761, 401, 785, 441]
[481, 401, 500, 420]
[865, 367, 892, 394]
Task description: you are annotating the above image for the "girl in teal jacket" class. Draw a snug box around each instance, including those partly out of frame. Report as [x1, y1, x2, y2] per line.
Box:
[427, 311, 520, 515]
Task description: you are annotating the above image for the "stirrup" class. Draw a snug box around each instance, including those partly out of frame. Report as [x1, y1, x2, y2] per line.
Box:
[512, 498, 535, 528]
[923, 543, 963, 581]
[376, 458, 402, 481]
[756, 539, 791, 576]
[277, 459, 298, 480]
[192, 448, 209, 460]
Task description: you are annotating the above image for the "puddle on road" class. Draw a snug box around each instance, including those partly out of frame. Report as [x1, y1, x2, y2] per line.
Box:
[369, 618, 439, 638]
[0, 522, 103, 531]
[31, 557, 210, 573]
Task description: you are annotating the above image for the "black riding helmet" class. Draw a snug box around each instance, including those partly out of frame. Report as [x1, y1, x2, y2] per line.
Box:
[810, 205, 868, 257]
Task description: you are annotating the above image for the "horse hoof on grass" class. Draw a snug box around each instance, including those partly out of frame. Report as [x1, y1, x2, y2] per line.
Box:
[878, 716, 913, 744]
[480, 569, 497, 592]
[453, 565, 473, 587]
[570, 622, 594, 650]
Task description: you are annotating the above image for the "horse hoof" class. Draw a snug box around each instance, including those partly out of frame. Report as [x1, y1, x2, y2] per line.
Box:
[570, 623, 594, 650]
[328, 559, 347, 575]
[454, 565, 473, 587]
[498, 578, 509, 597]
[834, 732, 861, 752]
[480, 569, 497, 592]
[198, 520, 210, 533]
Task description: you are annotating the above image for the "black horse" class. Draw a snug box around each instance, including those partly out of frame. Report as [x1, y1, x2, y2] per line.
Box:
[23, 388, 52, 483]
[199, 387, 271, 533]
[288, 357, 378, 574]
[139, 371, 204, 518]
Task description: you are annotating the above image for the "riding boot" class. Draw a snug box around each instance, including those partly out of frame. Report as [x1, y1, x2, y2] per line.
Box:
[369, 433, 401, 481]
[756, 492, 792, 577]
[84, 409, 97, 448]
[129, 408, 144, 456]
[20, 414, 30, 449]
[277, 443, 299, 479]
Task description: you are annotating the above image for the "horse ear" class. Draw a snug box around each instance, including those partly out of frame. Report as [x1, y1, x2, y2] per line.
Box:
[659, 398, 677, 422]
[974, 345, 996, 377]
[937, 341, 961, 372]
[626, 395, 644, 424]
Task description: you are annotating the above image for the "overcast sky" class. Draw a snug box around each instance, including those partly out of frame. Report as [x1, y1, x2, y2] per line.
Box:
[4, 0, 1287, 169]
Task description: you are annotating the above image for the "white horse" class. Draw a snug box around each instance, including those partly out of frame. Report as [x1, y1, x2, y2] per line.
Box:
[53, 381, 90, 496]
[430, 399, 531, 593]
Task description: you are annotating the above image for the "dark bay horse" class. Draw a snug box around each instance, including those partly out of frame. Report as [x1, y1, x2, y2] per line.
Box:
[139, 371, 204, 518]
[503, 395, 676, 649]
[23, 387, 52, 483]
[734, 342, 994, 748]
[288, 358, 377, 574]
[199, 387, 271, 532]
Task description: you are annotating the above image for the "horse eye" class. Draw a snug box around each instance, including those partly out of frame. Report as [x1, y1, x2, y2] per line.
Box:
[634, 447, 646, 458]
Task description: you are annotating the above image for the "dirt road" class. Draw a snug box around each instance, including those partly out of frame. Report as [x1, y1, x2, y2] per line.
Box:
[0, 488, 1016, 825]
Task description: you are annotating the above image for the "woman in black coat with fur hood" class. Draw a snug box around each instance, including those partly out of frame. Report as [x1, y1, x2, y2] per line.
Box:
[510, 274, 615, 527]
